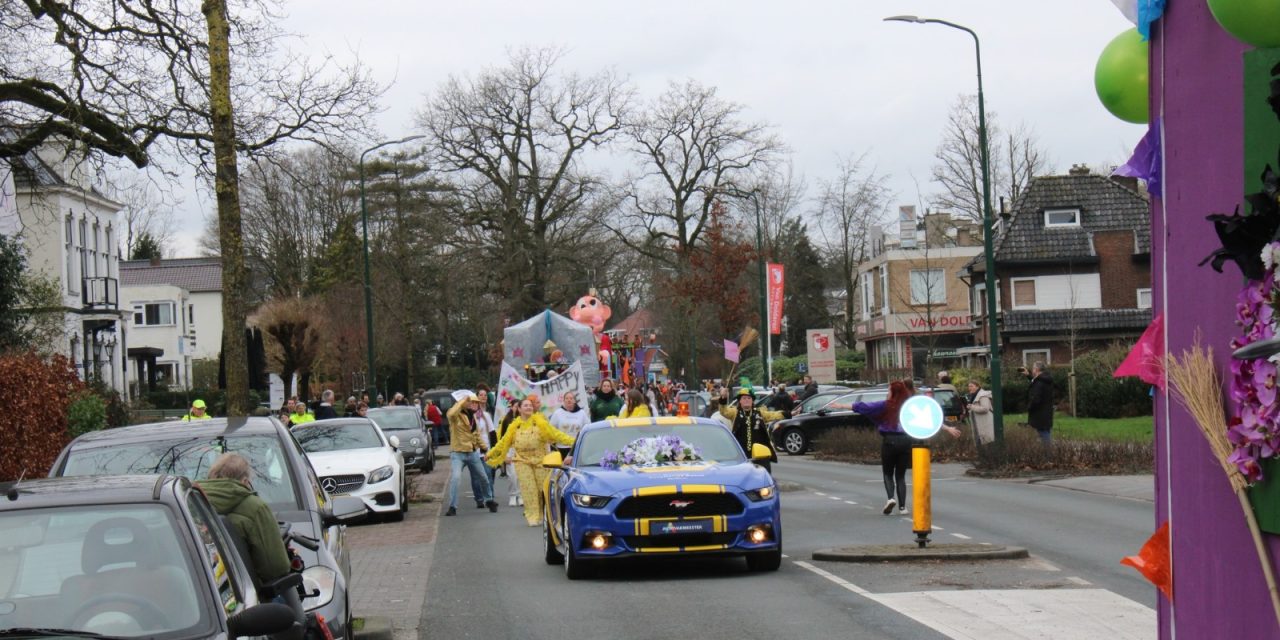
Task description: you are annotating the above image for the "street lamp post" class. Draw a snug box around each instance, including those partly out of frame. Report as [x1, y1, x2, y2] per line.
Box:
[751, 194, 771, 387]
[885, 15, 1003, 442]
[360, 135, 425, 408]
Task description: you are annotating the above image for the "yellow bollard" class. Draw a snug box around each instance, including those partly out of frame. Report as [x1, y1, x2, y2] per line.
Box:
[912, 446, 931, 548]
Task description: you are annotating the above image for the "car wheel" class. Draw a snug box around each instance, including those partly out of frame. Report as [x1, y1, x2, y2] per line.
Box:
[385, 481, 405, 522]
[564, 543, 593, 580]
[746, 531, 782, 572]
[400, 478, 409, 513]
[543, 516, 564, 565]
[782, 428, 807, 455]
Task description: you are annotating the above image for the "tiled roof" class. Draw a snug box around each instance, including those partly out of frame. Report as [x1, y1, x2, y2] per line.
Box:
[608, 309, 657, 335]
[120, 257, 222, 292]
[970, 173, 1149, 269]
[1001, 308, 1152, 334]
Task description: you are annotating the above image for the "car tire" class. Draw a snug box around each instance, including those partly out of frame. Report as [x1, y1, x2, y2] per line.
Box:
[782, 428, 807, 456]
[747, 532, 782, 572]
[564, 540, 592, 580]
[385, 481, 405, 522]
[544, 517, 564, 565]
[400, 478, 409, 514]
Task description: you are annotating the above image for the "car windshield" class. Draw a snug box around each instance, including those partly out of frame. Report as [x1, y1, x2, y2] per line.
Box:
[294, 422, 384, 452]
[575, 424, 745, 467]
[367, 409, 419, 432]
[799, 392, 844, 413]
[59, 434, 298, 512]
[0, 504, 208, 637]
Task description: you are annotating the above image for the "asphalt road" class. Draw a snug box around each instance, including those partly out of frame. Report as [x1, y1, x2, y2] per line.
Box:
[420, 457, 1156, 639]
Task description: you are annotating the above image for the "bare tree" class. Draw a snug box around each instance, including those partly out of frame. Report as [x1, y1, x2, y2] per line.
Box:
[417, 46, 628, 321]
[812, 153, 891, 348]
[254, 295, 322, 403]
[107, 173, 176, 259]
[931, 94, 1049, 221]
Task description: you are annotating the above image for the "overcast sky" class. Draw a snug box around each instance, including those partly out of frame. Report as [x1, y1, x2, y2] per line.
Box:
[167, 0, 1142, 256]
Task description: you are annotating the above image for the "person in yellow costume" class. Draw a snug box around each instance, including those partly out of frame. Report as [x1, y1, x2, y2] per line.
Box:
[618, 388, 651, 419]
[486, 397, 575, 526]
[716, 387, 784, 472]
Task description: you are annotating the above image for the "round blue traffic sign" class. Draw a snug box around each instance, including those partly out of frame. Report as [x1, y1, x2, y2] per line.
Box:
[899, 395, 944, 439]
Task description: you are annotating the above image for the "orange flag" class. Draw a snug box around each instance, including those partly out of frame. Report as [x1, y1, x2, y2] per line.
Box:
[1122, 520, 1173, 601]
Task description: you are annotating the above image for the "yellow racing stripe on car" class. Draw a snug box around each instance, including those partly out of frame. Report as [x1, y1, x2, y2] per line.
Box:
[637, 547, 681, 553]
[633, 485, 679, 497]
[652, 416, 697, 425]
[682, 544, 730, 552]
[678, 484, 724, 494]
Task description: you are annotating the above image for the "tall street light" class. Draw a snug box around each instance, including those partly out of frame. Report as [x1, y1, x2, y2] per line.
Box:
[884, 15, 1004, 442]
[360, 135, 424, 407]
[750, 192, 771, 387]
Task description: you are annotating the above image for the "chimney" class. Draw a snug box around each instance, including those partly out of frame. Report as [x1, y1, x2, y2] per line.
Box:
[149, 256, 161, 267]
[1069, 163, 1091, 176]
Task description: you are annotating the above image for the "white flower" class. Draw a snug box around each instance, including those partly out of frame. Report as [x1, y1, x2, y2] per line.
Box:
[1262, 242, 1280, 273]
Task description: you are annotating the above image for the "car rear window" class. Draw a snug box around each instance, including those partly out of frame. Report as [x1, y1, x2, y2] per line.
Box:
[367, 409, 420, 431]
[59, 434, 299, 512]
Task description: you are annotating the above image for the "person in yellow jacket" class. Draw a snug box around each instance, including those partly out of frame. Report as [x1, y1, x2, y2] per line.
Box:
[445, 390, 496, 516]
[618, 388, 651, 419]
[289, 402, 315, 426]
[182, 399, 212, 421]
[486, 397, 575, 526]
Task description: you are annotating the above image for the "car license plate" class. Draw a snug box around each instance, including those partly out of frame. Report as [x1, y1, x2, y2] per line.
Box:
[653, 519, 716, 535]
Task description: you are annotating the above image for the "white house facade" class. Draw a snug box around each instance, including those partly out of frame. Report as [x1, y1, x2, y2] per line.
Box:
[3, 146, 127, 396]
[120, 257, 223, 392]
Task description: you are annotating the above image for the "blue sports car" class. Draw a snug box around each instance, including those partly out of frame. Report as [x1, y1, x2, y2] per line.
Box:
[540, 416, 782, 579]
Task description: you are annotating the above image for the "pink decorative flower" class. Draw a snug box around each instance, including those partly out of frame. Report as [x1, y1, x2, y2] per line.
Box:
[1229, 270, 1280, 482]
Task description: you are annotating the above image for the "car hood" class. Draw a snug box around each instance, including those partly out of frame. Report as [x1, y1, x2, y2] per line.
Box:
[306, 448, 395, 475]
[572, 460, 771, 496]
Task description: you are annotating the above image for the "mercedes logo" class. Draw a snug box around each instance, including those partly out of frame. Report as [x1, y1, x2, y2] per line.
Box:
[321, 478, 339, 493]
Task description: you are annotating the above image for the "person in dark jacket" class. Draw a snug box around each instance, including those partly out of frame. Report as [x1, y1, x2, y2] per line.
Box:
[197, 453, 291, 586]
[854, 380, 914, 515]
[715, 387, 784, 472]
[798, 375, 819, 402]
[314, 389, 339, 420]
[588, 378, 625, 421]
[766, 384, 796, 418]
[1026, 362, 1054, 444]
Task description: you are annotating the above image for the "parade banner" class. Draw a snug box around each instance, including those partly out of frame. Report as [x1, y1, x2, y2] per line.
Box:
[767, 263, 785, 335]
[806, 328, 837, 383]
[494, 360, 587, 422]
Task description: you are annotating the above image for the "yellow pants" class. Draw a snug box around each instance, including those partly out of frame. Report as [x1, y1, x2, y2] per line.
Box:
[513, 462, 548, 525]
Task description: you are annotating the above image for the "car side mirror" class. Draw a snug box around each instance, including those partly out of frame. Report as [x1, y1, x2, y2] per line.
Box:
[816, 409, 828, 417]
[322, 495, 366, 525]
[388, 435, 401, 450]
[227, 602, 298, 638]
[750, 443, 773, 461]
[541, 451, 564, 469]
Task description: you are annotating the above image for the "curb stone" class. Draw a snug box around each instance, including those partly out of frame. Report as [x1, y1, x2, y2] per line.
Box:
[813, 543, 1029, 563]
[352, 617, 393, 640]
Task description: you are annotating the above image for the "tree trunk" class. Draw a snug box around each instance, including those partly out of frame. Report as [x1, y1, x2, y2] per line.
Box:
[202, 0, 250, 416]
[404, 319, 415, 392]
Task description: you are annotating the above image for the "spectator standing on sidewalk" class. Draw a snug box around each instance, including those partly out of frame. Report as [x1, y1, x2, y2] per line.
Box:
[967, 380, 995, 446]
[444, 390, 497, 517]
[290, 401, 314, 426]
[799, 375, 819, 402]
[314, 390, 339, 420]
[1026, 362, 1054, 444]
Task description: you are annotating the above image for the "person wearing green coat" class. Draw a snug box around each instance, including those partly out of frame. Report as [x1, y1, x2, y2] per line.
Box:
[197, 453, 291, 585]
[588, 378, 625, 422]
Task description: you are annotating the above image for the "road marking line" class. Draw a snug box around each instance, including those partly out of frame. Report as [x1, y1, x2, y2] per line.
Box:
[793, 561, 872, 596]
[814, 491, 827, 496]
[1066, 576, 1092, 586]
[1024, 556, 1062, 572]
[781, 554, 789, 558]
[844, 500, 857, 505]
[933, 525, 944, 531]
[951, 533, 972, 540]
[829, 496, 842, 501]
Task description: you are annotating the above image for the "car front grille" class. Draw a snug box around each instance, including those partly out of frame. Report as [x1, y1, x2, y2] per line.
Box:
[614, 493, 745, 519]
[623, 532, 738, 549]
[321, 474, 365, 495]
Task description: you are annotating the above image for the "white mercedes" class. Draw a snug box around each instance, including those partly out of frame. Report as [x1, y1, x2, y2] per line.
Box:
[294, 418, 407, 521]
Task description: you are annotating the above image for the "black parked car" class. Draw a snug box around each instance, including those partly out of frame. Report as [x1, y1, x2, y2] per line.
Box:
[0, 474, 299, 639]
[769, 387, 962, 455]
[367, 406, 435, 473]
[51, 417, 365, 640]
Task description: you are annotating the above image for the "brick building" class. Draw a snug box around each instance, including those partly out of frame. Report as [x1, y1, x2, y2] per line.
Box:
[964, 166, 1151, 367]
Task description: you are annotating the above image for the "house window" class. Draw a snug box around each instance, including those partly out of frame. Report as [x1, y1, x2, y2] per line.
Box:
[1137, 288, 1152, 309]
[64, 215, 76, 293]
[155, 362, 177, 385]
[880, 266, 889, 315]
[133, 302, 176, 326]
[1022, 349, 1051, 367]
[78, 219, 88, 284]
[91, 222, 101, 277]
[105, 226, 115, 276]
[1044, 208, 1081, 228]
[188, 304, 195, 325]
[860, 272, 872, 320]
[1012, 278, 1038, 309]
[910, 269, 946, 305]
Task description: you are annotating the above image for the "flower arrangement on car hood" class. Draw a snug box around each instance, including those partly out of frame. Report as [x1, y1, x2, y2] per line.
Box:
[600, 435, 702, 469]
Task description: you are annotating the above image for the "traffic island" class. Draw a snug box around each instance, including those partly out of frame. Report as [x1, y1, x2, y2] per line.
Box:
[813, 543, 1029, 563]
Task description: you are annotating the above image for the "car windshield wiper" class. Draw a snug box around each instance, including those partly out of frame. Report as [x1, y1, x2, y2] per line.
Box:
[0, 628, 128, 640]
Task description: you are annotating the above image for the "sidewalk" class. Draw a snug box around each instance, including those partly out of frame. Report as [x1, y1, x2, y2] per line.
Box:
[346, 466, 445, 640]
[1029, 474, 1155, 502]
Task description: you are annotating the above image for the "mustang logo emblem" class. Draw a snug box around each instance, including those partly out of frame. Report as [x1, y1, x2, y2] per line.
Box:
[321, 478, 339, 493]
[669, 499, 694, 509]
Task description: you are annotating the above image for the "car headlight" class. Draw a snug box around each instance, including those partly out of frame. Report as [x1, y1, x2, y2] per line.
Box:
[368, 465, 394, 484]
[744, 486, 775, 502]
[410, 437, 421, 447]
[571, 493, 612, 508]
[301, 565, 337, 610]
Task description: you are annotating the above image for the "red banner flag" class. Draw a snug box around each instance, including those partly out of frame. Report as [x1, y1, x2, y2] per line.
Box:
[767, 263, 785, 335]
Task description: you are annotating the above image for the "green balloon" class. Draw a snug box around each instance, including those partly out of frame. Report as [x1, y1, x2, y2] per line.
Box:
[1094, 28, 1149, 125]
[1209, 0, 1280, 47]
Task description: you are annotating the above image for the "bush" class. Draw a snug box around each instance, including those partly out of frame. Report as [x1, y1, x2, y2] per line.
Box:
[0, 352, 82, 481]
[88, 380, 130, 427]
[139, 388, 266, 415]
[1070, 346, 1153, 419]
[66, 391, 107, 438]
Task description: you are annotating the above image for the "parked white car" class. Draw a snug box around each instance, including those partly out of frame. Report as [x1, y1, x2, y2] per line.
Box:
[294, 418, 407, 521]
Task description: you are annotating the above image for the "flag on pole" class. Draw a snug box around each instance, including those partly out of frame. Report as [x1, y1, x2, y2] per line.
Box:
[724, 339, 740, 363]
[767, 263, 785, 335]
